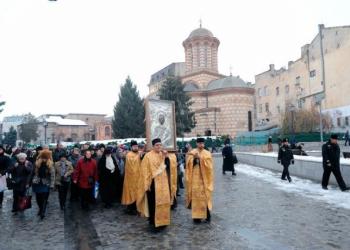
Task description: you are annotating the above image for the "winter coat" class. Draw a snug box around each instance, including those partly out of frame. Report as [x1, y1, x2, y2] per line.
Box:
[54, 160, 74, 186]
[31, 162, 55, 193]
[278, 145, 294, 166]
[0, 153, 11, 176]
[322, 140, 340, 169]
[8, 160, 33, 192]
[73, 158, 98, 189]
[98, 155, 120, 203]
[222, 145, 234, 171]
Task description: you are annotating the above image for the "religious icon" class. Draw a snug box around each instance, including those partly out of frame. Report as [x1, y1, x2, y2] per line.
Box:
[145, 99, 176, 151]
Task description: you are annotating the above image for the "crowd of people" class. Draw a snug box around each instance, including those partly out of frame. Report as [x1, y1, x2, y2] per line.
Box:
[1, 134, 348, 232]
[0, 138, 214, 231]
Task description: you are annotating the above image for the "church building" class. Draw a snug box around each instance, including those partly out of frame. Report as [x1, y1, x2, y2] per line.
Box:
[149, 25, 255, 137]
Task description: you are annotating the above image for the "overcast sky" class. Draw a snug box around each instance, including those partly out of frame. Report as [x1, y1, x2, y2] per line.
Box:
[0, 0, 349, 119]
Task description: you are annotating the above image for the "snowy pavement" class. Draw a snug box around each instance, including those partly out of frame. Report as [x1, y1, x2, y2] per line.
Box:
[236, 164, 350, 210]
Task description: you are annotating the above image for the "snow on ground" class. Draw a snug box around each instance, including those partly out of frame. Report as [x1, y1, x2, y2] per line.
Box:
[236, 163, 350, 210]
[237, 151, 350, 165]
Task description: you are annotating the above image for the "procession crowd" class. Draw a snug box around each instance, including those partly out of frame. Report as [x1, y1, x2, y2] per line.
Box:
[0, 137, 217, 231]
[0, 134, 348, 232]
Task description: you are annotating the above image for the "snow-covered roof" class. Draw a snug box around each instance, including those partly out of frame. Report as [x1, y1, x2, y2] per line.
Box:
[45, 116, 87, 126]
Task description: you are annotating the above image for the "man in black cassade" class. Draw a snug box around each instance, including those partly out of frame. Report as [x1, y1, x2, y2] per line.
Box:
[322, 134, 350, 191]
[278, 138, 294, 182]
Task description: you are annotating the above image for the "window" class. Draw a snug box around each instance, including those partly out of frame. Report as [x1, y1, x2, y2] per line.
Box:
[277, 105, 280, 113]
[296, 76, 300, 85]
[276, 87, 279, 96]
[337, 117, 341, 127]
[264, 86, 268, 96]
[197, 45, 200, 67]
[259, 104, 262, 113]
[105, 126, 111, 137]
[346, 117, 349, 126]
[258, 88, 262, 97]
[265, 103, 269, 112]
[310, 70, 316, 77]
[285, 85, 290, 94]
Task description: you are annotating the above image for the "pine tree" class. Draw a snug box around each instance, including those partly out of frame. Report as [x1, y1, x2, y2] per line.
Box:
[3, 126, 17, 146]
[112, 76, 145, 138]
[19, 113, 39, 143]
[158, 76, 195, 136]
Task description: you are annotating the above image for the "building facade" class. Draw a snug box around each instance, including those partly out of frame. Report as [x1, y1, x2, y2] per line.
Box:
[65, 113, 112, 140]
[1, 115, 25, 133]
[149, 25, 255, 137]
[255, 25, 350, 132]
[149, 63, 185, 96]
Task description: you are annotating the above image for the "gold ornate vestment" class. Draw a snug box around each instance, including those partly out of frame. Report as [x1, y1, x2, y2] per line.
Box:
[185, 148, 214, 219]
[137, 150, 171, 227]
[122, 151, 141, 205]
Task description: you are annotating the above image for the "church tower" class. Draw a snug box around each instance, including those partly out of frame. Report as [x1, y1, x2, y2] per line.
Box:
[182, 24, 220, 74]
[181, 24, 222, 89]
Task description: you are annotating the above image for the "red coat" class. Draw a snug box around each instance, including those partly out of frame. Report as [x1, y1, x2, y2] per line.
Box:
[73, 158, 98, 189]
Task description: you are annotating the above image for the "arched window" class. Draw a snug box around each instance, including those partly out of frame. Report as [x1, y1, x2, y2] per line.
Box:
[196, 43, 200, 68]
[105, 126, 111, 138]
[204, 46, 208, 68]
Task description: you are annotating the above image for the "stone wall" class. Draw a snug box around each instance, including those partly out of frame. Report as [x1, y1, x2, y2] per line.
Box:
[236, 152, 350, 186]
[186, 88, 254, 137]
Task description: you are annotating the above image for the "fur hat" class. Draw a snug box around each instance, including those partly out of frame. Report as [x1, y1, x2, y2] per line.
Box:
[39, 149, 52, 160]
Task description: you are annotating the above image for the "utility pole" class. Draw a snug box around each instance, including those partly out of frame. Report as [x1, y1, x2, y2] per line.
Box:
[318, 24, 326, 143]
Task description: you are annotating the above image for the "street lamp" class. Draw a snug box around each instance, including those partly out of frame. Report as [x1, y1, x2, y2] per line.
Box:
[43, 121, 48, 145]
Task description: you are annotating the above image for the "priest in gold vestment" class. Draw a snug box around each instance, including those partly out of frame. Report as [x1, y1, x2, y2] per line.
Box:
[137, 138, 172, 229]
[122, 140, 141, 215]
[185, 137, 214, 223]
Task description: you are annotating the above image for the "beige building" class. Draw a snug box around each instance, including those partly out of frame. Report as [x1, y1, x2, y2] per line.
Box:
[33, 113, 112, 144]
[149, 25, 255, 137]
[255, 24, 350, 132]
[65, 113, 112, 140]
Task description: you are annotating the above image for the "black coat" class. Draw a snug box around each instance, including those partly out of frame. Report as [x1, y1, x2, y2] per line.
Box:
[8, 161, 33, 192]
[98, 155, 121, 203]
[322, 141, 340, 168]
[0, 153, 11, 176]
[278, 145, 294, 166]
[222, 145, 234, 171]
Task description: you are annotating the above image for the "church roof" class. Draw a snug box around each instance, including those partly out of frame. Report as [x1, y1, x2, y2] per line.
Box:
[188, 27, 214, 39]
[207, 75, 251, 90]
[183, 82, 200, 92]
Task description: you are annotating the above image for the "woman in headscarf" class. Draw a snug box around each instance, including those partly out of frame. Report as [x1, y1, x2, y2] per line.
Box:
[32, 150, 55, 219]
[7, 153, 33, 214]
[98, 148, 120, 208]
